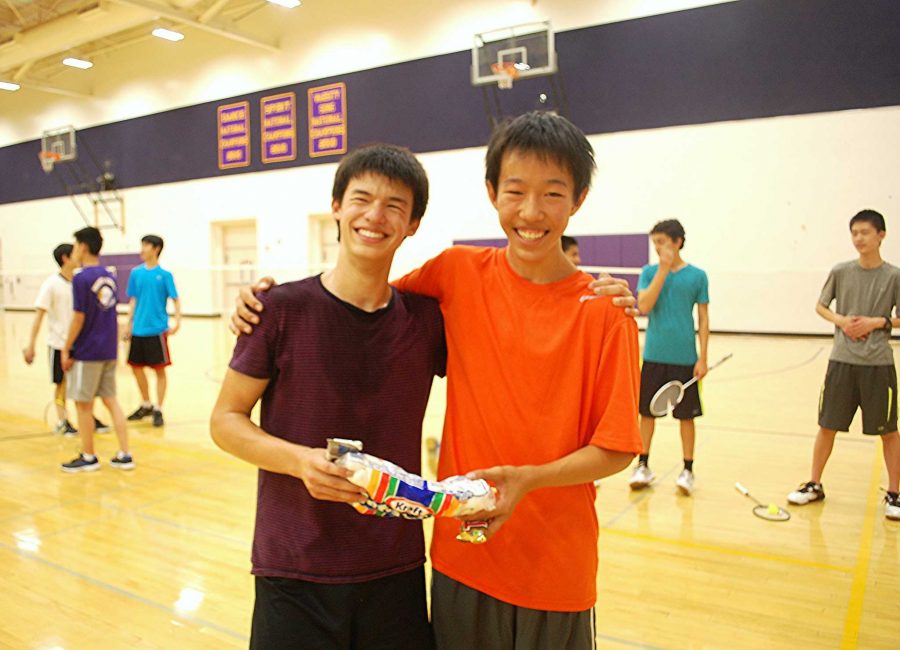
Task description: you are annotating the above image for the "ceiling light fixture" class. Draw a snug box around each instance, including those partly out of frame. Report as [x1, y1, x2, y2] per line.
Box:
[0, 80, 20, 91]
[63, 57, 93, 69]
[267, 0, 301, 8]
[152, 27, 185, 42]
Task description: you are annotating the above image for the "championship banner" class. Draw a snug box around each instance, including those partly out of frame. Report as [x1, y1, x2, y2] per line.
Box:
[218, 101, 250, 169]
[261, 92, 297, 164]
[308, 82, 347, 158]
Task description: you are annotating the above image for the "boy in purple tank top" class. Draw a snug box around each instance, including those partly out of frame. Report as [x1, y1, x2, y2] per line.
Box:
[210, 145, 446, 649]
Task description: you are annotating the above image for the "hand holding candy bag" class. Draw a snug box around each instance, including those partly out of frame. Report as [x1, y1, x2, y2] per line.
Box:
[326, 438, 495, 542]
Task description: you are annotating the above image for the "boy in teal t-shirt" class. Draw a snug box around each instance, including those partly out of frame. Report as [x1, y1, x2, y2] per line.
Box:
[124, 235, 181, 427]
[631, 220, 709, 495]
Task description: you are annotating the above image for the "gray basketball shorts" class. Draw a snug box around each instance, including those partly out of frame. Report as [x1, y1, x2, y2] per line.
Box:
[431, 570, 596, 650]
[67, 360, 117, 402]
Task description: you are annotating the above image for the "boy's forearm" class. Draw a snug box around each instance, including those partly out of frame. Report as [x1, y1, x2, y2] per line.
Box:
[637, 271, 667, 314]
[174, 298, 182, 323]
[519, 444, 634, 490]
[698, 317, 710, 361]
[210, 411, 306, 477]
[63, 313, 85, 352]
[28, 311, 45, 347]
[816, 302, 841, 325]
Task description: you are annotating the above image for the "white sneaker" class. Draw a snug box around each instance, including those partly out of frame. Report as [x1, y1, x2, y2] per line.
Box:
[886, 493, 900, 521]
[676, 469, 694, 495]
[629, 464, 655, 490]
[787, 481, 825, 505]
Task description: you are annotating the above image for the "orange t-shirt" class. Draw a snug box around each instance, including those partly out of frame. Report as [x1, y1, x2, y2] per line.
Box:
[395, 245, 642, 612]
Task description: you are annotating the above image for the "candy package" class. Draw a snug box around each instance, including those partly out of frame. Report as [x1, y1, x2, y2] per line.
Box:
[326, 438, 495, 524]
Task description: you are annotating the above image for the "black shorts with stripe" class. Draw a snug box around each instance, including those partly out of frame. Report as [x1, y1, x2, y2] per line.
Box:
[639, 360, 703, 420]
[49, 347, 64, 385]
[127, 334, 171, 368]
[819, 360, 898, 435]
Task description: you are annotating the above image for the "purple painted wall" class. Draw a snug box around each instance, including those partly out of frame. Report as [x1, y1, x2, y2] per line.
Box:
[99, 253, 142, 304]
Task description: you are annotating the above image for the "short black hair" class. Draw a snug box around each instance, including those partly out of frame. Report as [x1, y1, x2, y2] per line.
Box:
[53, 243, 73, 267]
[485, 111, 596, 199]
[74, 226, 103, 256]
[561, 235, 578, 252]
[849, 209, 885, 233]
[650, 219, 686, 250]
[332, 144, 429, 222]
[141, 234, 165, 255]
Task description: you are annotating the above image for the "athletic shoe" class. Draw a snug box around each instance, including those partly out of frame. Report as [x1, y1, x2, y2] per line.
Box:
[110, 453, 135, 470]
[152, 409, 164, 427]
[94, 418, 111, 433]
[55, 420, 78, 436]
[787, 481, 825, 505]
[127, 405, 154, 421]
[886, 492, 900, 521]
[676, 469, 695, 495]
[61, 454, 100, 473]
[629, 464, 655, 490]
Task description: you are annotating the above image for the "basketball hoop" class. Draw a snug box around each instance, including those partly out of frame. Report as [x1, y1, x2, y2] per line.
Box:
[491, 62, 520, 90]
[39, 151, 61, 174]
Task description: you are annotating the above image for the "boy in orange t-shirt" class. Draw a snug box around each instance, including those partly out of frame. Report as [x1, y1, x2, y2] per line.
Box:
[232, 112, 642, 648]
[394, 113, 641, 648]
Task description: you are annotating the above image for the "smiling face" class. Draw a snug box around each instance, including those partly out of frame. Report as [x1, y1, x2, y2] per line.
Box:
[487, 149, 587, 281]
[333, 172, 420, 266]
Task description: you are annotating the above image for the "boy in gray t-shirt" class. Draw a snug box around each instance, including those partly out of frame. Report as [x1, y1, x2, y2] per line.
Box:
[788, 210, 900, 521]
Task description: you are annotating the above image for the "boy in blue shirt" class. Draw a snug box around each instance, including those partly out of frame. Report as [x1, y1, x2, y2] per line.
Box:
[631, 220, 709, 495]
[124, 235, 181, 427]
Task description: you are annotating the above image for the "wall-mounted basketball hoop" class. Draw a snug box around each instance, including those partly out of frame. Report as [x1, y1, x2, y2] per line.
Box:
[38, 150, 62, 174]
[490, 62, 521, 90]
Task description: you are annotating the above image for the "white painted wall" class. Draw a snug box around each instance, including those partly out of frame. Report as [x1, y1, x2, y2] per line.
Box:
[2, 0, 898, 334]
[3, 104, 899, 333]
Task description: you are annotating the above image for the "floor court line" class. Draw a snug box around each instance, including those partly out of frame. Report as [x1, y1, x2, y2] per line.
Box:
[706, 423, 876, 445]
[839, 445, 884, 648]
[0, 540, 249, 642]
[0, 455, 232, 525]
[596, 632, 669, 650]
[602, 441, 708, 529]
[601, 527, 854, 574]
[713, 347, 825, 383]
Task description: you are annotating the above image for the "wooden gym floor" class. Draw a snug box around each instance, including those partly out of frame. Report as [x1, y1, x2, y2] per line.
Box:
[0, 310, 897, 649]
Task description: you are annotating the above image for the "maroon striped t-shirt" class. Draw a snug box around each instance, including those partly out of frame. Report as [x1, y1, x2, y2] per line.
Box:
[229, 276, 446, 583]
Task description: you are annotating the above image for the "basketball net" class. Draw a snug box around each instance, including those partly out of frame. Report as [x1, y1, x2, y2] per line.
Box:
[39, 151, 61, 174]
[491, 62, 519, 90]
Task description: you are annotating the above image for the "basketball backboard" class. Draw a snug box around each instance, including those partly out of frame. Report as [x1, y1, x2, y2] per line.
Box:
[41, 125, 77, 161]
[472, 21, 556, 88]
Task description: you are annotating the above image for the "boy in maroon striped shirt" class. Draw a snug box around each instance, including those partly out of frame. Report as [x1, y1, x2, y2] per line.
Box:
[210, 145, 446, 649]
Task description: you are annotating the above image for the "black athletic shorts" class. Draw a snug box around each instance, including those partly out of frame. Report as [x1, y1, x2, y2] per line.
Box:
[639, 361, 703, 420]
[49, 347, 64, 385]
[127, 334, 171, 368]
[250, 566, 433, 650]
[819, 360, 898, 435]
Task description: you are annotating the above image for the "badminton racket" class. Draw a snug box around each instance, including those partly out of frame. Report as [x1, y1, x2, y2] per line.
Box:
[735, 482, 791, 522]
[648, 353, 733, 417]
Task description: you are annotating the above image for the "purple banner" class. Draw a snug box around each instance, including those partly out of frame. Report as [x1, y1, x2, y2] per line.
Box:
[261, 92, 296, 164]
[308, 82, 347, 158]
[218, 101, 250, 169]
